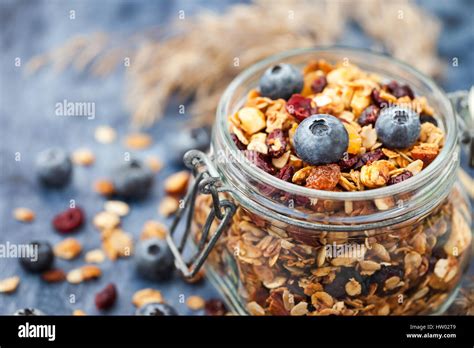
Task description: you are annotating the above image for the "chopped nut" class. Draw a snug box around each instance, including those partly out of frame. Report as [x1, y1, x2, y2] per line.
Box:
[73, 309, 86, 316]
[13, 207, 35, 222]
[85, 249, 106, 264]
[41, 269, 66, 283]
[81, 265, 102, 280]
[93, 211, 120, 231]
[124, 133, 152, 150]
[54, 238, 82, 260]
[247, 132, 268, 154]
[94, 125, 116, 144]
[132, 288, 164, 307]
[104, 200, 130, 217]
[186, 295, 205, 310]
[164, 171, 190, 195]
[141, 220, 168, 240]
[237, 107, 266, 135]
[411, 143, 439, 166]
[66, 265, 101, 284]
[93, 179, 115, 196]
[72, 148, 95, 166]
[158, 196, 180, 217]
[0, 276, 20, 293]
[66, 268, 84, 284]
[102, 229, 133, 260]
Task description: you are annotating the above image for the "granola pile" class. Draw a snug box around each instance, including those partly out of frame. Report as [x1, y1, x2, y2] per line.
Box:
[229, 59, 444, 192]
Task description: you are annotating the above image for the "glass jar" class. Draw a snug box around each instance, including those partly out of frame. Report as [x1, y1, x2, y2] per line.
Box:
[167, 48, 473, 316]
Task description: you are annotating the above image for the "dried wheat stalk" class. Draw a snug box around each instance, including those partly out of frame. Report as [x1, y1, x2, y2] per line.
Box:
[26, 0, 442, 128]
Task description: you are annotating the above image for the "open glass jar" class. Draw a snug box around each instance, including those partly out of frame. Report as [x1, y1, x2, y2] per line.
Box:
[167, 48, 473, 316]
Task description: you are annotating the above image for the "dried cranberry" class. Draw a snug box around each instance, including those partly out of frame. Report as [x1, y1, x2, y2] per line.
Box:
[338, 154, 359, 170]
[385, 80, 414, 99]
[371, 89, 389, 109]
[387, 170, 413, 185]
[266, 129, 288, 158]
[230, 133, 247, 150]
[204, 299, 227, 316]
[354, 149, 386, 169]
[420, 113, 438, 126]
[276, 164, 294, 182]
[52, 207, 84, 233]
[311, 75, 327, 93]
[95, 283, 117, 310]
[243, 150, 276, 175]
[286, 94, 317, 122]
[358, 105, 380, 126]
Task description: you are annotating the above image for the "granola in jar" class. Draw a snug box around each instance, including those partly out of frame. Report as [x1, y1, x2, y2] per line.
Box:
[185, 49, 472, 316]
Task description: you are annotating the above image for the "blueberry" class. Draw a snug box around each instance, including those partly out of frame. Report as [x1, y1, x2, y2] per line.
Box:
[13, 308, 45, 315]
[169, 127, 211, 163]
[19, 241, 54, 273]
[135, 302, 178, 316]
[35, 148, 72, 187]
[375, 106, 421, 149]
[259, 63, 303, 100]
[113, 159, 153, 200]
[293, 114, 348, 165]
[135, 238, 175, 281]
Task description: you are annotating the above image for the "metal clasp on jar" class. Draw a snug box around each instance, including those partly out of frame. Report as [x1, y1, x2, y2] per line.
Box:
[449, 87, 474, 167]
[166, 150, 236, 278]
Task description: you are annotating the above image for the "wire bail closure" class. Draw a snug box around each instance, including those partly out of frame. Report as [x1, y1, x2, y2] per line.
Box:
[166, 150, 236, 278]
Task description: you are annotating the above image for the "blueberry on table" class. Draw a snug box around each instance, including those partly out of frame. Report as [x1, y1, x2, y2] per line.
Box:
[19, 241, 54, 273]
[135, 238, 175, 281]
[52, 207, 84, 233]
[259, 63, 304, 100]
[170, 127, 211, 163]
[13, 308, 45, 315]
[135, 302, 178, 316]
[113, 159, 153, 200]
[35, 148, 72, 187]
[375, 106, 420, 149]
[293, 114, 349, 165]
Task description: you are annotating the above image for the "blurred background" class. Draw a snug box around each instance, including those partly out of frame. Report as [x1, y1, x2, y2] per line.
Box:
[0, 0, 473, 315]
